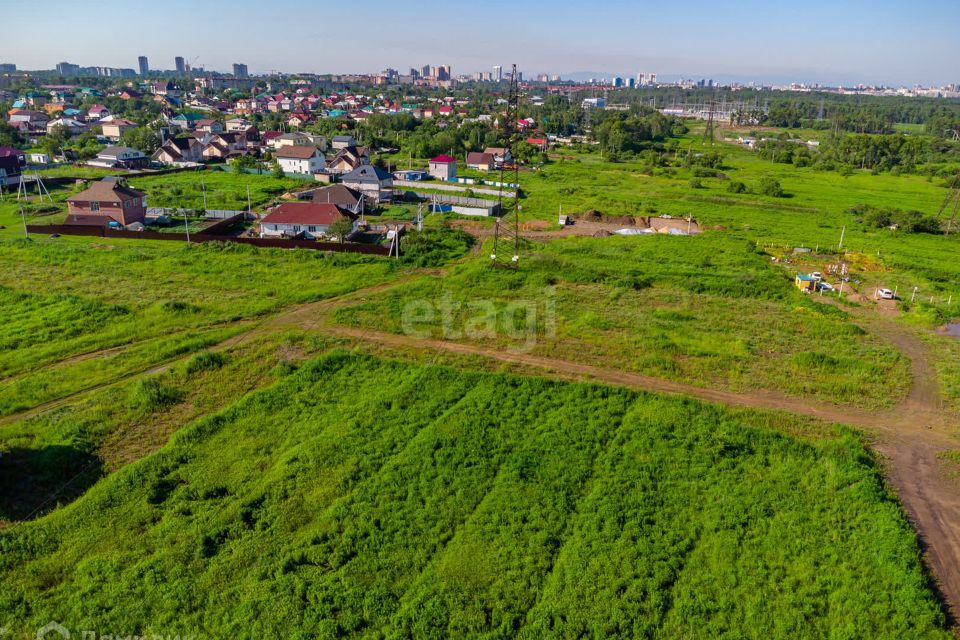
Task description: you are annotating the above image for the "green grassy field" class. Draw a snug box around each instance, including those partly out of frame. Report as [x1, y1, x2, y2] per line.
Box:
[333, 233, 912, 408]
[1, 125, 959, 636]
[0, 353, 949, 638]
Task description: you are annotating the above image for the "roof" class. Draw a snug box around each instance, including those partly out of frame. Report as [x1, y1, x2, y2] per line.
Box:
[262, 130, 282, 139]
[98, 146, 143, 158]
[102, 118, 136, 127]
[466, 152, 494, 165]
[275, 145, 319, 159]
[64, 213, 120, 226]
[261, 202, 354, 226]
[342, 164, 392, 182]
[796, 274, 818, 282]
[67, 178, 145, 203]
[0, 147, 24, 158]
[332, 135, 355, 142]
[429, 154, 457, 164]
[312, 184, 362, 206]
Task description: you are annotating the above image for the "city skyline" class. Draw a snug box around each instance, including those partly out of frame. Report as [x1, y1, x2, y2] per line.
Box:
[1, 0, 958, 86]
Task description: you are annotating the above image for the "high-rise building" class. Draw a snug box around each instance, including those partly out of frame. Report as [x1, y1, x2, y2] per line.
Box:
[232, 63, 249, 77]
[612, 77, 623, 87]
[421, 65, 432, 79]
[436, 65, 451, 81]
[175, 56, 186, 74]
[493, 65, 502, 82]
[138, 56, 149, 76]
[0, 63, 15, 73]
[56, 62, 79, 75]
[628, 77, 635, 88]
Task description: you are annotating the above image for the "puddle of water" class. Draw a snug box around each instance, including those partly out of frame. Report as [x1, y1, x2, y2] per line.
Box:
[944, 322, 960, 337]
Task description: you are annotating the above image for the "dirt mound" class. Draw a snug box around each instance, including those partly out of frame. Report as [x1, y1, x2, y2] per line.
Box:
[593, 230, 612, 238]
[575, 211, 639, 226]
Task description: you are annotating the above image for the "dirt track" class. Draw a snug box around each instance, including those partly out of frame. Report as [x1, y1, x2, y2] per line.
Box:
[4, 281, 959, 625]
[269, 292, 960, 624]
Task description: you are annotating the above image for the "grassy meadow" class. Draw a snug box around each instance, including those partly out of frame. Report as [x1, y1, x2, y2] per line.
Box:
[0, 123, 959, 636]
[0, 354, 950, 638]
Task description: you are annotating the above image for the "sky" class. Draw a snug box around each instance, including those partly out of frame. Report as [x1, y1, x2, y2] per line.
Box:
[1, 0, 958, 86]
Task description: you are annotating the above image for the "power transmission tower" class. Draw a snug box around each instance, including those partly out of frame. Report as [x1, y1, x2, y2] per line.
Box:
[937, 173, 960, 235]
[491, 63, 522, 269]
[702, 89, 718, 145]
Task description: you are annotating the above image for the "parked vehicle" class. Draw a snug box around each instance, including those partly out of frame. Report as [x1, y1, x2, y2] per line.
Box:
[809, 271, 823, 281]
[877, 288, 896, 300]
[816, 282, 834, 292]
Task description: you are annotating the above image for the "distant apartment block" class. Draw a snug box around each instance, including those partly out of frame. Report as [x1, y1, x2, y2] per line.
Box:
[138, 56, 149, 76]
[175, 56, 186, 74]
[0, 63, 15, 73]
[233, 63, 248, 77]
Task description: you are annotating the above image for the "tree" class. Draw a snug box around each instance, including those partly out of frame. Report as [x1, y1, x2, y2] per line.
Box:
[120, 126, 161, 154]
[230, 155, 258, 174]
[328, 216, 355, 243]
[271, 160, 285, 178]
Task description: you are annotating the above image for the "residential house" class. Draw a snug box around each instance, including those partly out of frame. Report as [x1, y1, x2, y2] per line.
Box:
[428, 154, 457, 180]
[275, 145, 326, 175]
[66, 178, 147, 227]
[341, 164, 393, 204]
[526, 137, 548, 151]
[287, 112, 310, 128]
[87, 104, 110, 120]
[170, 113, 205, 130]
[272, 132, 311, 149]
[311, 184, 363, 215]
[0, 146, 26, 168]
[202, 133, 248, 160]
[8, 109, 49, 129]
[327, 145, 369, 174]
[87, 146, 149, 169]
[331, 134, 357, 150]
[46, 118, 88, 136]
[100, 118, 137, 141]
[259, 202, 358, 240]
[152, 137, 203, 165]
[195, 118, 224, 134]
[466, 151, 495, 171]
[0, 154, 22, 187]
[484, 147, 509, 164]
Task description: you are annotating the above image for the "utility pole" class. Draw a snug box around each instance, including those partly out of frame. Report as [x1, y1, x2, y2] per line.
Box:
[183, 209, 191, 245]
[247, 185, 252, 216]
[911, 286, 918, 303]
[201, 180, 207, 210]
[20, 204, 28, 238]
[838, 225, 845, 250]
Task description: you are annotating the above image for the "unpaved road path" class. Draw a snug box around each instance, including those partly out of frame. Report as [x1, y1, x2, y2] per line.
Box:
[4, 280, 959, 624]
[272, 295, 960, 624]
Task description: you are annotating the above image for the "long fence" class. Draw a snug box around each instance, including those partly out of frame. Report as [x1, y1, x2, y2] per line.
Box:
[25, 224, 393, 255]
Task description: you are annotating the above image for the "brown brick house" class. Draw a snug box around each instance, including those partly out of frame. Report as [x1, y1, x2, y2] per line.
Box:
[66, 178, 147, 227]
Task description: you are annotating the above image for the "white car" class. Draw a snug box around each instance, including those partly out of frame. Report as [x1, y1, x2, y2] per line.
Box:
[809, 272, 823, 281]
[816, 282, 834, 292]
[877, 288, 895, 300]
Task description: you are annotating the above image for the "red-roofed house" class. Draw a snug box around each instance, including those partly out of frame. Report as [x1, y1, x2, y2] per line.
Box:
[87, 104, 110, 120]
[428, 154, 457, 180]
[526, 137, 548, 151]
[259, 202, 358, 240]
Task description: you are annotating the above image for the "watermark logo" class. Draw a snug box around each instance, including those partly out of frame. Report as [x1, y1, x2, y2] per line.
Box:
[400, 288, 557, 354]
[36, 622, 69, 639]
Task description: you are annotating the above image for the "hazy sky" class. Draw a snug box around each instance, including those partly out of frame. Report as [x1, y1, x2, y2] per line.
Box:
[2, 0, 957, 85]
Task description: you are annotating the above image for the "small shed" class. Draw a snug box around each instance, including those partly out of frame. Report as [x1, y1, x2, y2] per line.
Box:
[795, 274, 818, 293]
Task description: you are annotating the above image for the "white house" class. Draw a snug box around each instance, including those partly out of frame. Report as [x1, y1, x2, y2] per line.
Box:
[341, 165, 394, 204]
[259, 202, 358, 240]
[275, 145, 326, 175]
[87, 146, 149, 169]
[428, 154, 457, 180]
[331, 134, 357, 150]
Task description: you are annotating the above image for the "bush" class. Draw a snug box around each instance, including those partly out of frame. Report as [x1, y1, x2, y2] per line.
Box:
[727, 181, 747, 194]
[184, 351, 226, 376]
[757, 177, 785, 197]
[689, 177, 705, 189]
[127, 377, 184, 412]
